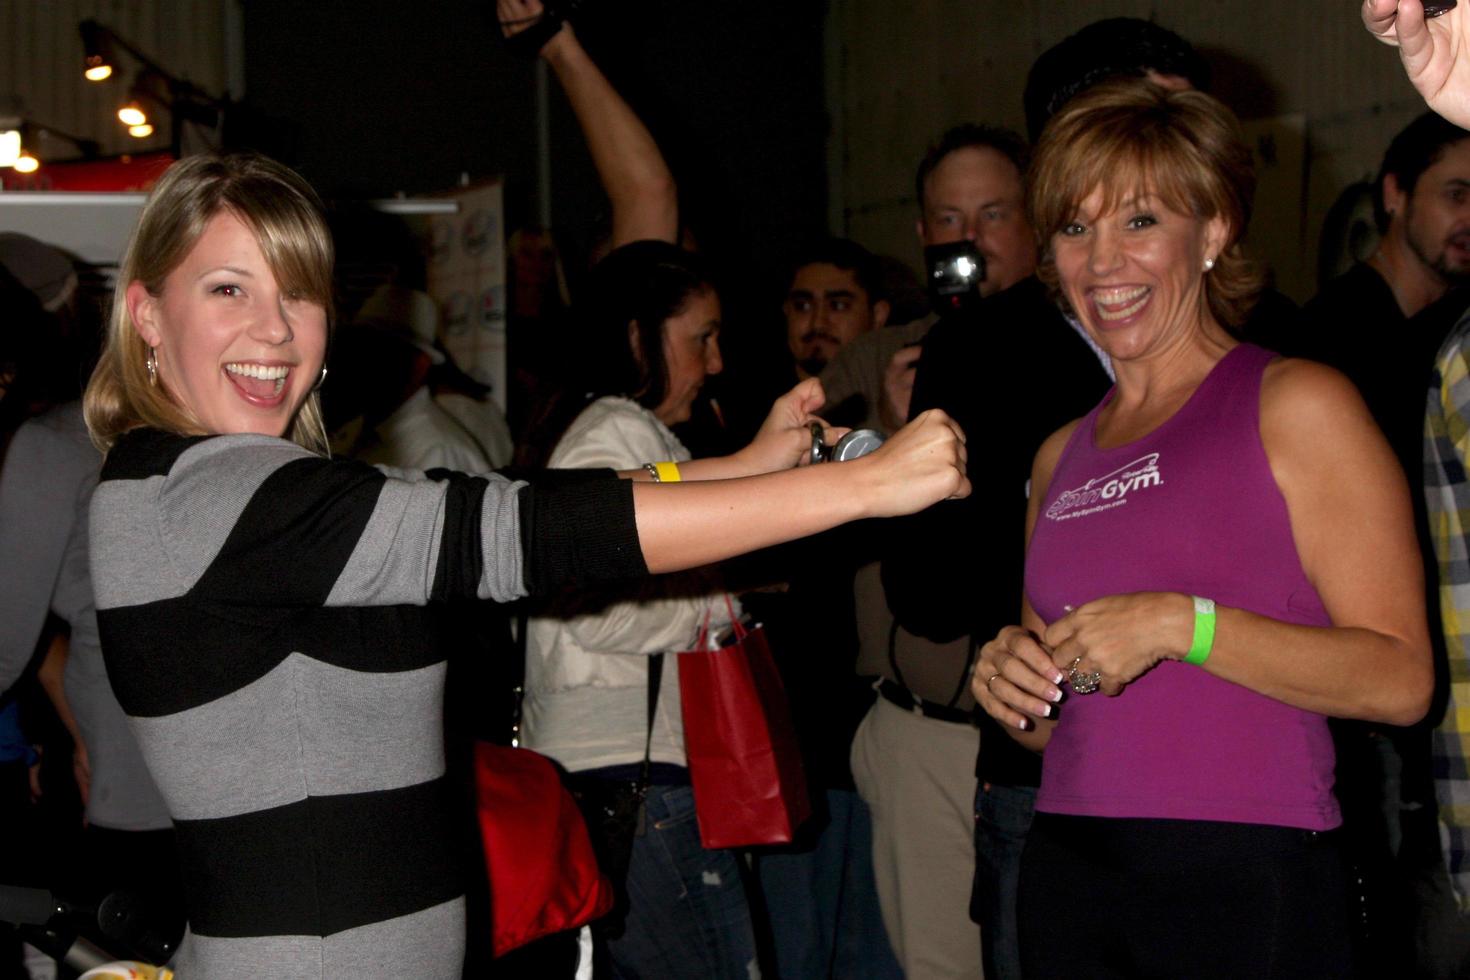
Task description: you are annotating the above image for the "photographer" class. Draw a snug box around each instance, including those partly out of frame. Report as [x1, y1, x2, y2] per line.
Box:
[825, 123, 1036, 980]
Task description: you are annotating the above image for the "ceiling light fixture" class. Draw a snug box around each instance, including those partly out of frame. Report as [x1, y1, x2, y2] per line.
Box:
[0, 130, 19, 168]
[117, 101, 147, 127]
[80, 20, 115, 81]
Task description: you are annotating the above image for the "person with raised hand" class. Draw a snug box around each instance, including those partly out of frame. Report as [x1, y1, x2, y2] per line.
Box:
[499, 0, 678, 249]
[1365, 0, 1470, 129]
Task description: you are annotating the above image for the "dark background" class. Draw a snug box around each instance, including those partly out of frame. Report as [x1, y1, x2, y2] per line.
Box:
[241, 0, 828, 294]
[239, 0, 831, 437]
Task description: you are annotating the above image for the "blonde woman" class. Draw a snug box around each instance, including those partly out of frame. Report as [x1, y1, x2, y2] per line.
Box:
[83, 153, 968, 978]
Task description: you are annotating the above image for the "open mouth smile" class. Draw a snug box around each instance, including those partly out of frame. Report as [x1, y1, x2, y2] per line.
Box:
[1091, 285, 1151, 323]
[224, 362, 291, 404]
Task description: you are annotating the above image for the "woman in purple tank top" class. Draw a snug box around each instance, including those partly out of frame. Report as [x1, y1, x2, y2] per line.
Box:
[971, 80, 1433, 978]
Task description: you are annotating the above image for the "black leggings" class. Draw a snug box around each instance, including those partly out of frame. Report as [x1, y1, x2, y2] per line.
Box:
[1017, 813, 1355, 979]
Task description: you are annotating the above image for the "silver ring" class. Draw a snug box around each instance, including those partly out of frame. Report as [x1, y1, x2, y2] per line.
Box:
[1068, 661, 1102, 695]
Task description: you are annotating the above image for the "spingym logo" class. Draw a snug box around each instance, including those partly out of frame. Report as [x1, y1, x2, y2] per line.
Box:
[1045, 453, 1162, 520]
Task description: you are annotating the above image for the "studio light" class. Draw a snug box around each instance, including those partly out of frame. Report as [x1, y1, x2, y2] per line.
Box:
[0, 130, 19, 168]
[117, 101, 147, 127]
[13, 152, 39, 174]
[80, 20, 114, 82]
[77, 19, 233, 157]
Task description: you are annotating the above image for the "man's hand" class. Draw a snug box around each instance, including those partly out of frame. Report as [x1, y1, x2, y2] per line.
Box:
[880, 343, 923, 433]
[1364, 0, 1470, 127]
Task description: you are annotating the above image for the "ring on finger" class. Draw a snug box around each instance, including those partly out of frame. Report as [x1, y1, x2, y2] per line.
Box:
[1067, 657, 1102, 695]
[984, 672, 1001, 692]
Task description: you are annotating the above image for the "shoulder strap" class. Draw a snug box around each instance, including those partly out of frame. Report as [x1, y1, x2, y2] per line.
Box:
[639, 654, 664, 788]
[887, 616, 977, 710]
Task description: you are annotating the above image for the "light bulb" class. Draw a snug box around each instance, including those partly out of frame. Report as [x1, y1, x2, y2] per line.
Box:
[14, 153, 39, 174]
[0, 131, 19, 168]
[128, 123, 154, 138]
[117, 102, 147, 127]
[85, 62, 113, 82]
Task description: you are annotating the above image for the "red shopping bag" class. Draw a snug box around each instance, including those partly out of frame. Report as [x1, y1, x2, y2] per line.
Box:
[473, 742, 614, 956]
[678, 600, 811, 849]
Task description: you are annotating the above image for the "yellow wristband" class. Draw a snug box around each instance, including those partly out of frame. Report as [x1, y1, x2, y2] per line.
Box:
[652, 461, 682, 483]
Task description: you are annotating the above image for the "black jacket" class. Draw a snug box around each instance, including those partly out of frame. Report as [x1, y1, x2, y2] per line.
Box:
[880, 276, 1113, 784]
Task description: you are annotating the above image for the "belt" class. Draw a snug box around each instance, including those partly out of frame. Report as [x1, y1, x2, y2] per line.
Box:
[877, 678, 975, 725]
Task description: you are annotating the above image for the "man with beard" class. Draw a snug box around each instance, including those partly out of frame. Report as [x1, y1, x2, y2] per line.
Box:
[1303, 111, 1470, 399]
[1298, 109, 1470, 977]
[784, 239, 891, 382]
[1302, 111, 1470, 470]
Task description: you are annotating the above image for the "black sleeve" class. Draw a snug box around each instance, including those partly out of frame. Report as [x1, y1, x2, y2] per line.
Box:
[881, 311, 1000, 642]
[881, 282, 1114, 642]
[518, 468, 648, 597]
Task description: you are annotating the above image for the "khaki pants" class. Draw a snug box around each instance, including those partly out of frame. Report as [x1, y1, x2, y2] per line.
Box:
[851, 694, 983, 979]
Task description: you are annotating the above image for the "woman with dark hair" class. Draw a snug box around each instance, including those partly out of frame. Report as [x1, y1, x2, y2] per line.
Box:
[522, 240, 822, 978]
[972, 79, 1432, 977]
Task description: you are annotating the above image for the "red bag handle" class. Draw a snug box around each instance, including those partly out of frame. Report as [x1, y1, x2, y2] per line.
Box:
[694, 593, 744, 651]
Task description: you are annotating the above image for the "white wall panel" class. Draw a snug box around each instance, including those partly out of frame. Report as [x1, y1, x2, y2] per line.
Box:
[0, 0, 228, 163]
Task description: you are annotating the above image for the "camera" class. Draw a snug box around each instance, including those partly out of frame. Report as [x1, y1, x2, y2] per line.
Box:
[810, 422, 885, 464]
[924, 240, 985, 313]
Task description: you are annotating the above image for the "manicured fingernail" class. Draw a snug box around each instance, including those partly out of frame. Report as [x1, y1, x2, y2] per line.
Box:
[1016, 717, 1031, 731]
[1039, 703, 1052, 718]
[1052, 672, 1066, 685]
[1048, 687, 1063, 702]
[1063, 604, 1075, 613]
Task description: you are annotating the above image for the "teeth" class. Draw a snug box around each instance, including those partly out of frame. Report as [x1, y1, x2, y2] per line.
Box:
[1094, 286, 1148, 305]
[225, 363, 290, 381]
[1094, 287, 1150, 322]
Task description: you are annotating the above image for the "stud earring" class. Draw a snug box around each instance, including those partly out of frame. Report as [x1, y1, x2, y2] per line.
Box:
[146, 347, 158, 387]
[1203, 257, 1216, 272]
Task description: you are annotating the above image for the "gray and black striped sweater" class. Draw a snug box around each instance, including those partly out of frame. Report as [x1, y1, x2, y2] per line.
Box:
[90, 427, 644, 978]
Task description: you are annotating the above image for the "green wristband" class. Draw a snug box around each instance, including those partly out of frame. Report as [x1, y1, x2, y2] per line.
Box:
[1184, 595, 1216, 665]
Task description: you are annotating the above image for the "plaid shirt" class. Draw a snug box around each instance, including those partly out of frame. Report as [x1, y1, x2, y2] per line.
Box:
[1426, 313, 1470, 910]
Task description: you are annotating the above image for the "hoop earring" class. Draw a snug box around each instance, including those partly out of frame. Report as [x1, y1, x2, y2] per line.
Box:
[314, 365, 328, 391]
[146, 347, 158, 387]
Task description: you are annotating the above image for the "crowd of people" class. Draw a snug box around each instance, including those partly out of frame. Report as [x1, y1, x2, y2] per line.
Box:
[7, 1, 1470, 978]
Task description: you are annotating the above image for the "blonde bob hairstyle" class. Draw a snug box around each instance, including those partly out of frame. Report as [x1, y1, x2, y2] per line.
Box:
[84, 152, 335, 454]
[1028, 78, 1263, 330]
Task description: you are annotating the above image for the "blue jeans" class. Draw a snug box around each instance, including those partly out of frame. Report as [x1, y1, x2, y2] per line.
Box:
[604, 783, 760, 980]
[973, 782, 1036, 980]
[754, 789, 902, 980]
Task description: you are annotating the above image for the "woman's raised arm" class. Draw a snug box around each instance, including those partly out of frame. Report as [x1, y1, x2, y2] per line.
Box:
[500, 0, 679, 246]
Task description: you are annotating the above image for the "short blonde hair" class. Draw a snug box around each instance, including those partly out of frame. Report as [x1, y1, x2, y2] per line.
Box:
[1028, 79, 1263, 329]
[84, 153, 335, 453]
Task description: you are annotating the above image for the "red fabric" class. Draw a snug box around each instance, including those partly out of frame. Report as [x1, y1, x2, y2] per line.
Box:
[473, 743, 613, 957]
[0, 152, 174, 191]
[678, 615, 811, 849]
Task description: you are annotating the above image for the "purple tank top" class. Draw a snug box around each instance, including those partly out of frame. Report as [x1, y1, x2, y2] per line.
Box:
[1026, 343, 1340, 830]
